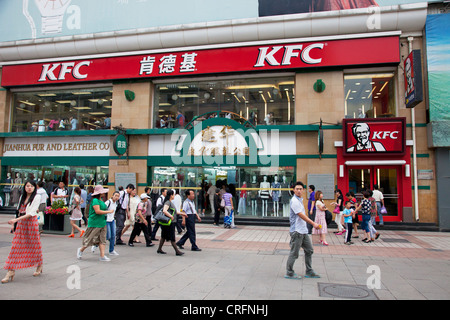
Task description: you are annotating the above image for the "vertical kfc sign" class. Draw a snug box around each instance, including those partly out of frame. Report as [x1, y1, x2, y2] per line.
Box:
[343, 118, 406, 156]
[404, 50, 423, 108]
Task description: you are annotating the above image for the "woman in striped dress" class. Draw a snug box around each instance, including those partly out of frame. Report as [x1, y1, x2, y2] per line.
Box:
[2, 180, 43, 283]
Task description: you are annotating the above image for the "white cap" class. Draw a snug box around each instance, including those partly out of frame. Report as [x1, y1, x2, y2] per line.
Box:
[140, 193, 150, 200]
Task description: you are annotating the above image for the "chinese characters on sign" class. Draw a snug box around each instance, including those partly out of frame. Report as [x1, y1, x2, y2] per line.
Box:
[188, 125, 250, 156]
[140, 52, 198, 76]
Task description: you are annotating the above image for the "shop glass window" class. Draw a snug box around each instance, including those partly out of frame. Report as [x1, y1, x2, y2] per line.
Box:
[150, 166, 295, 218]
[11, 87, 113, 132]
[2, 165, 109, 207]
[344, 73, 396, 119]
[153, 77, 295, 128]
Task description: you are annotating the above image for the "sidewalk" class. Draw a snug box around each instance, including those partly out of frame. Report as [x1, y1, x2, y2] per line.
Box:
[0, 213, 449, 300]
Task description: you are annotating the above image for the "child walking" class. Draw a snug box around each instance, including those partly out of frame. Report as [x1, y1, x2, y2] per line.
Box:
[343, 201, 354, 245]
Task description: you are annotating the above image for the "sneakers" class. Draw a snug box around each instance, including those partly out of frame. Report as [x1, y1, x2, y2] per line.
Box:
[284, 273, 302, 280]
[304, 272, 321, 278]
[109, 251, 119, 256]
[77, 247, 83, 260]
[99, 256, 111, 262]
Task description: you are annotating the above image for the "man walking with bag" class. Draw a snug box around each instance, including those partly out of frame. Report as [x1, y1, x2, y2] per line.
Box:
[176, 189, 202, 251]
[115, 184, 135, 245]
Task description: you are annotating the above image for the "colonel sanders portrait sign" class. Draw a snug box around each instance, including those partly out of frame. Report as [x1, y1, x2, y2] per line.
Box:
[343, 118, 406, 156]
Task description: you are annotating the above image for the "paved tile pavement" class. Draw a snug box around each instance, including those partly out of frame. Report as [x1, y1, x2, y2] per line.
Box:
[0, 214, 450, 301]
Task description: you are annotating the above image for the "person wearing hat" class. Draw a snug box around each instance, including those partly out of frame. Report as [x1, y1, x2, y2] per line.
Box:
[128, 193, 154, 247]
[77, 185, 115, 262]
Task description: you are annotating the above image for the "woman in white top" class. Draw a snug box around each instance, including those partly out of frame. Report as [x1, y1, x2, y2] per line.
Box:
[104, 191, 120, 255]
[2, 180, 43, 283]
[121, 189, 139, 241]
[68, 187, 85, 238]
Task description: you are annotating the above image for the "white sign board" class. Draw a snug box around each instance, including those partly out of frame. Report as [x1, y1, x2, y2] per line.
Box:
[2, 136, 111, 157]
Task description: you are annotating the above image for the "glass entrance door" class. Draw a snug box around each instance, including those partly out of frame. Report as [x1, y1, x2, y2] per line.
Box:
[373, 167, 399, 221]
[348, 166, 401, 221]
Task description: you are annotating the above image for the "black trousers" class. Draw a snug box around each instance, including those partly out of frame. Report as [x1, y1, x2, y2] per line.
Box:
[115, 209, 126, 243]
[176, 214, 198, 250]
[307, 208, 316, 235]
[128, 221, 152, 245]
[151, 220, 160, 239]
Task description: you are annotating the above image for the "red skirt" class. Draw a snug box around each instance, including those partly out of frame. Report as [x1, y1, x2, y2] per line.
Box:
[4, 216, 43, 270]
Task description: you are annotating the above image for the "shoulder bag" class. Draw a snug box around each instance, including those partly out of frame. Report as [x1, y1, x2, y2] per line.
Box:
[154, 205, 171, 225]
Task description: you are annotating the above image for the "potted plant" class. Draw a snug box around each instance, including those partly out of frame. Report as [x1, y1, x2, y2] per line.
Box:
[43, 200, 72, 234]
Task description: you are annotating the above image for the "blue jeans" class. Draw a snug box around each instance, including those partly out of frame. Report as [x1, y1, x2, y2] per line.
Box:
[376, 202, 384, 225]
[106, 220, 116, 253]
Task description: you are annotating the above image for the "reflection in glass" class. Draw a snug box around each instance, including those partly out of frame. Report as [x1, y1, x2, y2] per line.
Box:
[344, 73, 396, 119]
[150, 166, 295, 218]
[153, 77, 295, 128]
[11, 88, 113, 132]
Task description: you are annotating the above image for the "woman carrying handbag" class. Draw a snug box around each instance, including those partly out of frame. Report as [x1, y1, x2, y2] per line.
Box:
[2, 180, 43, 283]
[331, 189, 345, 235]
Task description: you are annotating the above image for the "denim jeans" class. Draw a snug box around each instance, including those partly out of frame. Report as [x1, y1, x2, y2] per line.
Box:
[106, 220, 116, 253]
[376, 202, 384, 225]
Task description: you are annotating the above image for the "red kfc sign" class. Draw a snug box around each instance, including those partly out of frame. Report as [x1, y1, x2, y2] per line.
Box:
[1, 36, 399, 87]
[343, 118, 406, 156]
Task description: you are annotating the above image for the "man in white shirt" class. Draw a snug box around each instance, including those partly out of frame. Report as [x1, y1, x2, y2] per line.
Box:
[176, 189, 202, 251]
[115, 184, 135, 245]
[51, 181, 69, 205]
[286, 181, 320, 280]
[372, 184, 385, 225]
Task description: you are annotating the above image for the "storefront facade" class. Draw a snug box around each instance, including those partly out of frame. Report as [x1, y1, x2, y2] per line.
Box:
[0, 2, 438, 224]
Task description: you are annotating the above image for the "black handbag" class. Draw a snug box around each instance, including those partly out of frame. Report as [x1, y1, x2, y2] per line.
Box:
[154, 206, 171, 224]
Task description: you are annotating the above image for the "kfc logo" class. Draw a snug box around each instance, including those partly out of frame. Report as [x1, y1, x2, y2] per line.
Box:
[38, 61, 91, 82]
[343, 118, 406, 156]
[254, 43, 324, 67]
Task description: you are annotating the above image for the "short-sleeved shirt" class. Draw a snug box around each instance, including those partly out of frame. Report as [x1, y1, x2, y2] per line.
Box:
[308, 191, 315, 211]
[289, 195, 308, 234]
[164, 200, 177, 219]
[372, 190, 384, 202]
[183, 199, 196, 215]
[135, 201, 148, 222]
[222, 193, 232, 207]
[337, 195, 344, 211]
[361, 199, 371, 217]
[343, 208, 353, 224]
[88, 198, 107, 228]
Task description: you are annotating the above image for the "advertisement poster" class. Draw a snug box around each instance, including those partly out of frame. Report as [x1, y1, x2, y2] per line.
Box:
[426, 13, 450, 147]
[0, 1, 440, 43]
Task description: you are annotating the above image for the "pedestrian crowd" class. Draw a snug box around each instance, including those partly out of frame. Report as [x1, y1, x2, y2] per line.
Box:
[306, 184, 384, 247]
[1, 178, 386, 283]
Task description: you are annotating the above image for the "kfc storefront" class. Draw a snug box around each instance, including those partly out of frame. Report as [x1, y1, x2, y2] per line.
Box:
[336, 118, 412, 222]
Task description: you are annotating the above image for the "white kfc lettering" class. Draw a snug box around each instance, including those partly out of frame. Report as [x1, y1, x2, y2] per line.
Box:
[372, 131, 399, 140]
[254, 43, 324, 67]
[38, 61, 91, 82]
[73, 61, 90, 79]
[301, 43, 324, 64]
